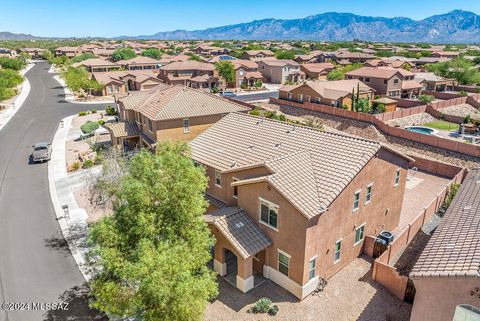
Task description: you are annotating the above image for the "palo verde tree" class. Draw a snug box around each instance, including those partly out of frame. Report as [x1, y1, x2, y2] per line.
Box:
[87, 142, 218, 321]
[215, 61, 235, 86]
[111, 47, 136, 61]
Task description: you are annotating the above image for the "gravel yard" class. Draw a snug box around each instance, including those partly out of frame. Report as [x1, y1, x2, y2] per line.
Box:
[205, 256, 411, 321]
[386, 113, 437, 127]
[439, 103, 480, 120]
[259, 102, 479, 169]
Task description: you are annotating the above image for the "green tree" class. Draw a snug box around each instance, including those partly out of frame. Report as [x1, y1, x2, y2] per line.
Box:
[142, 48, 163, 60]
[327, 69, 344, 81]
[87, 143, 218, 321]
[215, 61, 235, 85]
[71, 52, 95, 63]
[418, 94, 435, 105]
[111, 47, 136, 62]
[275, 50, 295, 59]
[0, 57, 26, 71]
[427, 58, 480, 85]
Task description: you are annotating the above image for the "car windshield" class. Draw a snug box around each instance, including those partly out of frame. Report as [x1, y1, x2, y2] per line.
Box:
[34, 144, 48, 150]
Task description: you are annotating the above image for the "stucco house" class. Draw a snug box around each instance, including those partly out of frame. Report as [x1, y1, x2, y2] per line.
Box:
[278, 79, 375, 110]
[108, 85, 249, 150]
[116, 56, 162, 71]
[190, 112, 412, 299]
[230, 60, 263, 88]
[158, 61, 221, 89]
[241, 50, 275, 60]
[257, 59, 304, 84]
[410, 169, 480, 321]
[300, 63, 335, 80]
[92, 70, 164, 96]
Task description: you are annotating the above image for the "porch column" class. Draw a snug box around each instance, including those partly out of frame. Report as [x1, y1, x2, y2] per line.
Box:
[236, 256, 254, 293]
[213, 246, 227, 276]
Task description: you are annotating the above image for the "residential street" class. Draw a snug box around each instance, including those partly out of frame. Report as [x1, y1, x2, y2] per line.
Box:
[0, 62, 108, 321]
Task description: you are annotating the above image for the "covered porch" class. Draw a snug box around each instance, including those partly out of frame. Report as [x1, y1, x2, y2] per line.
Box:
[107, 121, 141, 151]
[205, 207, 272, 293]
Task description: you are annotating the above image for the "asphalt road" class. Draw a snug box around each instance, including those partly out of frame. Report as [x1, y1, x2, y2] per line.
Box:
[234, 90, 279, 102]
[0, 62, 108, 321]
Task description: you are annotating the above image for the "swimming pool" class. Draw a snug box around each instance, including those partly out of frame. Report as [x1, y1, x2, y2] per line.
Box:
[405, 126, 438, 136]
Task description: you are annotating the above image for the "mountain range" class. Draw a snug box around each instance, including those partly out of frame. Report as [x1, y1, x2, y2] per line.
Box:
[3, 10, 480, 43]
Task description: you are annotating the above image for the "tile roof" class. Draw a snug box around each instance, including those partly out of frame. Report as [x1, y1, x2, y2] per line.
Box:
[258, 59, 300, 67]
[401, 80, 423, 90]
[346, 67, 415, 79]
[117, 56, 161, 65]
[190, 113, 408, 219]
[280, 79, 374, 101]
[300, 63, 335, 73]
[73, 58, 119, 68]
[205, 207, 272, 259]
[411, 169, 480, 278]
[117, 85, 249, 121]
[160, 61, 214, 71]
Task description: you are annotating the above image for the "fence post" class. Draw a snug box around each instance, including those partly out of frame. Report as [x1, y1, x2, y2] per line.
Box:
[421, 208, 427, 226]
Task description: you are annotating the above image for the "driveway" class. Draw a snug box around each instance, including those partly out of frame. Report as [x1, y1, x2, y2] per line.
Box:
[0, 62, 108, 321]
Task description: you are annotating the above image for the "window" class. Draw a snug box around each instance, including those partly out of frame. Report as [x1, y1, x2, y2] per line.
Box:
[308, 257, 316, 280]
[298, 94, 303, 102]
[315, 97, 321, 103]
[183, 118, 190, 133]
[394, 168, 401, 187]
[287, 92, 292, 100]
[114, 84, 120, 93]
[353, 190, 360, 212]
[259, 198, 279, 229]
[107, 85, 113, 94]
[364, 77, 370, 83]
[278, 250, 290, 276]
[355, 224, 365, 245]
[334, 240, 341, 263]
[393, 78, 399, 84]
[359, 77, 364, 81]
[384, 79, 387, 85]
[305, 95, 311, 102]
[365, 184, 373, 204]
[215, 169, 222, 187]
[148, 119, 153, 132]
[233, 178, 238, 199]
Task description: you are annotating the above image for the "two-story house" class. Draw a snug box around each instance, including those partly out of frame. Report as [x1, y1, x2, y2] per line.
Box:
[230, 60, 263, 88]
[158, 61, 221, 89]
[345, 67, 423, 98]
[108, 85, 250, 150]
[190, 112, 412, 299]
[300, 63, 335, 80]
[116, 56, 162, 71]
[257, 59, 304, 84]
[241, 50, 276, 61]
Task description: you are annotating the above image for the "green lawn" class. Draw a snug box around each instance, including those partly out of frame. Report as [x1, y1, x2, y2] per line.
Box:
[423, 120, 459, 131]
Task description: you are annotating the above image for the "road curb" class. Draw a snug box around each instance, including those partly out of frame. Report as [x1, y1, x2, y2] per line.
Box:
[0, 63, 34, 131]
[48, 115, 92, 282]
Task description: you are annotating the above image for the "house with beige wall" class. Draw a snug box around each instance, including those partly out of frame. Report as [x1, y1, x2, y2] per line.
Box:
[257, 59, 304, 84]
[92, 70, 164, 96]
[158, 61, 222, 89]
[279, 79, 375, 110]
[300, 63, 335, 80]
[346, 67, 422, 98]
[190, 112, 412, 299]
[410, 169, 480, 321]
[108, 85, 249, 150]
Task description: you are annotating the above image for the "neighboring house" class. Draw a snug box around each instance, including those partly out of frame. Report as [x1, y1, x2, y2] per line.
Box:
[279, 79, 375, 110]
[87, 48, 116, 59]
[257, 59, 304, 84]
[300, 63, 335, 80]
[54, 46, 82, 57]
[0, 48, 18, 58]
[293, 52, 322, 64]
[410, 169, 480, 321]
[72, 58, 120, 72]
[345, 67, 423, 98]
[109, 85, 249, 149]
[193, 44, 230, 56]
[318, 51, 375, 64]
[158, 61, 221, 89]
[364, 59, 415, 70]
[231, 60, 262, 88]
[19, 48, 45, 59]
[431, 51, 460, 59]
[190, 112, 412, 298]
[116, 56, 162, 70]
[241, 50, 275, 60]
[92, 70, 164, 96]
[414, 72, 455, 92]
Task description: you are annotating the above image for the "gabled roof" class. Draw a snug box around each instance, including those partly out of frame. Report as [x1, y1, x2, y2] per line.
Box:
[300, 63, 335, 73]
[258, 59, 299, 67]
[280, 79, 374, 101]
[160, 60, 214, 71]
[72, 58, 119, 68]
[205, 207, 272, 259]
[411, 169, 480, 278]
[190, 113, 411, 219]
[117, 56, 161, 65]
[346, 67, 415, 79]
[117, 85, 249, 121]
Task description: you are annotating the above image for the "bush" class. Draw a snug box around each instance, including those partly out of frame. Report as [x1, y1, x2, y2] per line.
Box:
[252, 298, 272, 314]
[98, 120, 105, 126]
[91, 109, 97, 113]
[94, 154, 103, 165]
[79, 111, 88, 116]
[444, 183, 460, 209]
[255, 80, 263, 88]
[464, 114, 472, 124]
[0, 57, 26, 71]
[418, 94, 435, 104]
[72, 162, 81, 171]
[240, 83, 248, 90]
[82, 159, 94, 168]
[249, 108, 260, 116]
[105, 105, 117, 116]
[80, 121, 99, 134]
[210, 87, 219, 94]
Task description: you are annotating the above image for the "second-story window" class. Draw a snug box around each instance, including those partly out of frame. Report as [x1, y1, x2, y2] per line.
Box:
[365, 184, 373, 204]
[334, 240, 342, 263]
[215, 169, 221, 187]
[353, 190, 360, 212]
[148, 119, 153, 132]
[183, 118, 190, 133]
[259, 198, 278, 229]
[233, 178, 238, 199]
[394, 168, 401, 187]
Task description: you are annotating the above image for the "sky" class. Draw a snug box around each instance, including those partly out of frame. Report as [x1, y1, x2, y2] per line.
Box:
[1, 0, 480, 38]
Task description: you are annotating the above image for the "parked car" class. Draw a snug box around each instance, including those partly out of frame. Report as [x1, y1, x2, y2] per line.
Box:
[220, 91, 236, 98]
[31, 142, 52, 163]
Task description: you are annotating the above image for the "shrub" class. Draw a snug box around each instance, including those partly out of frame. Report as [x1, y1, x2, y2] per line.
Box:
[268, 304, 279, 316]
[210, 87, 219, 94]
[444, 183, 460, 209]
[98, 120, 105, 126]
[72, 162, 81, 171]
[240, 83, 248, 90]
[459, 90, 468, 96]
[105, 105, 117, 116]
[94, 154, 104, 165]
[464, 114, 472, 124]
[82, 159, 94, 168]
[91, 109, 97, 113]
[278, 114, 286, 121]
[418, 94, 435, 104]
[0, 57, 26, 71]
[80, 121, 100, 134]
[79, 111, 88, 116]
[252, 298, 272, 314]
[255, 80, 263, 88]
[249, 108, 260, 116]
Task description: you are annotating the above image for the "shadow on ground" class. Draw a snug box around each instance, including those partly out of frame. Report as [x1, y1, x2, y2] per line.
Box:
[44, 223, 87, 257]
[42, 283, 107, 321]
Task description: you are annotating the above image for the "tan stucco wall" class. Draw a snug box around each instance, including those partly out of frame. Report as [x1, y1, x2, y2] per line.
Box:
[411, 276, 480, 321]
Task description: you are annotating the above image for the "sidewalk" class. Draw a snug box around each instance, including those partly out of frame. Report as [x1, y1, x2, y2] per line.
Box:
[0, 63, 34, 130]
[48, 115, 102, 281]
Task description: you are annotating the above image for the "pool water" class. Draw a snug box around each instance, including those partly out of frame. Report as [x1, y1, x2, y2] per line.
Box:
[406, 126, 435, 135]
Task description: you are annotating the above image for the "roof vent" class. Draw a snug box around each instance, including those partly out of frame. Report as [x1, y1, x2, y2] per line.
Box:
[215, 148, 224, 154]
[234, 222, 245, 229]
[248, 145, 254, 149]
[464, 205, 472, 211]
[274, 142, 281, 148]
[230, 161, 237, 168]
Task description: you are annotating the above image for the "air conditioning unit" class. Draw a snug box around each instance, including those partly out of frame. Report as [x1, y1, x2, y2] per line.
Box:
[377, 230, 395, 245]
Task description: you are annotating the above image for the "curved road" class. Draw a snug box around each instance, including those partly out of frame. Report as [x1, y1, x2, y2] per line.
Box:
[0, 62, 108, 321]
